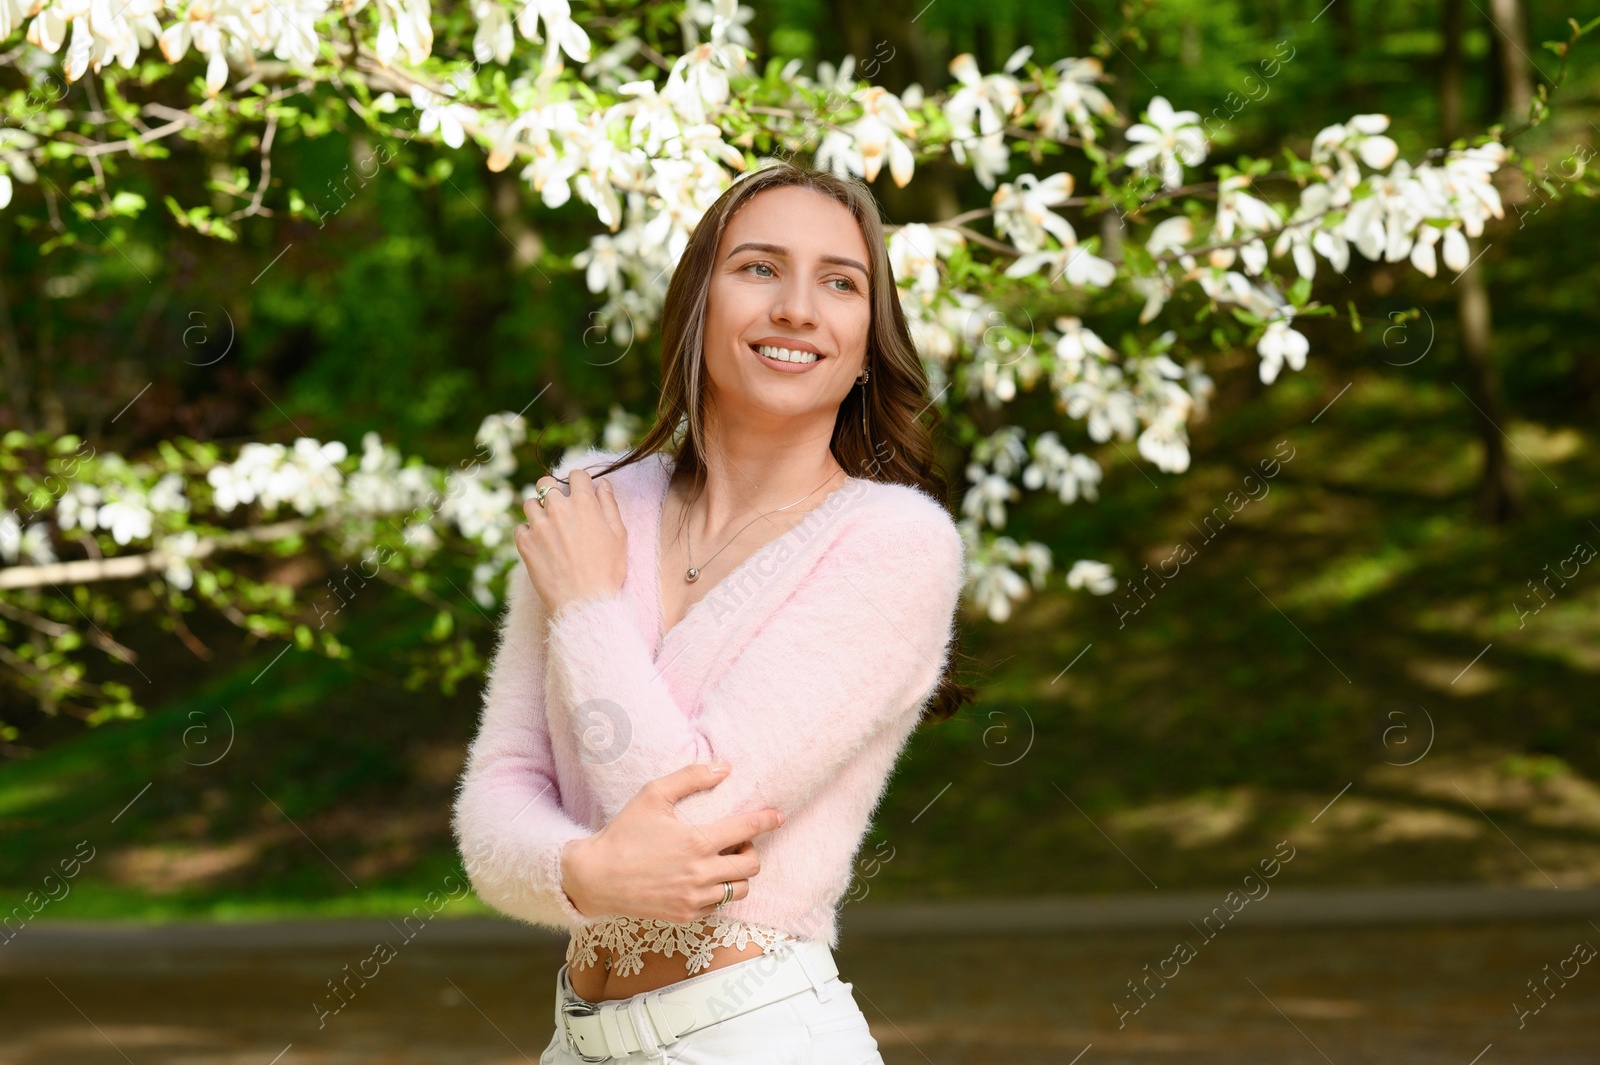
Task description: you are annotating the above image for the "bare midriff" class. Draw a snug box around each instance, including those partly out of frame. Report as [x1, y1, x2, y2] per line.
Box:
[566, 940, 775, 1002]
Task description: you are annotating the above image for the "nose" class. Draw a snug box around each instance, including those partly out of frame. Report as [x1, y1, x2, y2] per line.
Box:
[770, 276, 818, 329]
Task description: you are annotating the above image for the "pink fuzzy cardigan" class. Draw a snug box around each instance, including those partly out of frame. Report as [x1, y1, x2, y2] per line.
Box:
[451, 447, 966, 947]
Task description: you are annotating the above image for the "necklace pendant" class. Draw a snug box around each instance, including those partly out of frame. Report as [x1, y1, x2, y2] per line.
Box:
[685, 567, 700, 582]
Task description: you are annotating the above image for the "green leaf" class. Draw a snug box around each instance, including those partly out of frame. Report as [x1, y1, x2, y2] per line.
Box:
[1287, 275, 1312, 307]
[109, 191, 146, 215]
[431, 610, 454, 641]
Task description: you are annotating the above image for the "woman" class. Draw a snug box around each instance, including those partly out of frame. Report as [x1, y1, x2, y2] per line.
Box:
[453, 161, 974, 1064]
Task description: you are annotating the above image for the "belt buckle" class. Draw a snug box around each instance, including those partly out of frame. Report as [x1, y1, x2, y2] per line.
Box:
[560, 999, 611, 1063]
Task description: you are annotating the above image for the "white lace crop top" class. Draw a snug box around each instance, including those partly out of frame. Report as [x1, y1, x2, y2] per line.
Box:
[566, 912, 800, 977]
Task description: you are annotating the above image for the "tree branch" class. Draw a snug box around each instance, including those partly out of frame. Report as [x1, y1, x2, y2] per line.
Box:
[0, 520, 313, 591]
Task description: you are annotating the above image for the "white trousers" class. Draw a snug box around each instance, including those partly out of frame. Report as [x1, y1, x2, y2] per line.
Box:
[539, 947, 885, 1064]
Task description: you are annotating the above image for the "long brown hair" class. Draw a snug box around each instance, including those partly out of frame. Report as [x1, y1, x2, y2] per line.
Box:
[546, 159, 975, 725]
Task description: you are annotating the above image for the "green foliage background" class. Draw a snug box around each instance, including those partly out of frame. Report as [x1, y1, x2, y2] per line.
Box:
[2, 0, 1598, 919]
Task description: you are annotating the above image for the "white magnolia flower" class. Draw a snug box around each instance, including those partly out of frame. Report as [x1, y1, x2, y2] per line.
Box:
[1065, 559, 1116, 595]
[1138, 414, 1191, 473]
[992, 172, 1076, 254]
[1185, 358, 1217, 420]
[1311, 112, 1399, 184]
[888, 223, 963, 298]
[1439, 143, 1508, 235]
[812, 54, 858, 101]
[97, 497, 153, 546]
[966, 528, 1051, 622]
[402, 521, 442, 553]
[962, 462, 1021, 530]
[1133, 216, 1198, 321]
[469, 559, 502, 608]
[851, 87, 920, 187]
[1123, 96, 1207, 191]
[683, 0, 756, 50]
[1210, 175, 1279, 275]
[970, 554, 1030, 622]
[474, 412, 527, 477]
[0, 511, 19, 562]
[582, 36, 647, 88]
[1147, 215, 1196, 260]
[1022, 431, 1102, 504]
[949, 130, 1013, 190]
[471, 0, 514, 65]
[661, 32, 746, 126]
[1039, 57, 1114, 144]
[347, 432, 412, 515]
[57, 483, 103, 531]
[1051, 315, 1112, 377]
[1257, 308, 1309, 385]
[411, 83, 473, 150]
[945, 50, 1028, 140]
[515, 0, 592, 66]
[147, 472, 190, 515]
[443, 476, 515, 545]
[573, 232, 626, 295]
[1064, 367, 1138, 444]
[159, 530, 201, 591]
[1341, 160, 1432, 263]
[1005, 241, 1116, 289]
[815, 128, 867, 183]
[614, 80, 685, 158]
[1271, 182, 1352, 280]
[1131, 275, 1174, 324]
[600, 404, 643, 453]
[2, 517, 55, 565]
[971, 426, 1030, 477]
[998, 174, 1113, 287]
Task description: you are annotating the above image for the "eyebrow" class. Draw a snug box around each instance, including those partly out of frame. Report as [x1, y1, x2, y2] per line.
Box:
[724, 241, 870, 278]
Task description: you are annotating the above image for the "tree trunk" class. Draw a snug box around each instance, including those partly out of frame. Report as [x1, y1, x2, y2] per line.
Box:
[1454, 242, 1522, 523]
[489, 169, 543, 274]
[0, 275, 31, 430]
[1442, 5, 1522, 523]
[1486, 0, 1534, 123]
[1332, 0, 1358, 57]
[1440, 0, 1464, 143]
[824, 0, 936, 98]
[1099, 44, 1135, 262]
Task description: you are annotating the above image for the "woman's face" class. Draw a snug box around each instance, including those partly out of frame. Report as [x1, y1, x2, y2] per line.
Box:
[701, 185, 873, 428]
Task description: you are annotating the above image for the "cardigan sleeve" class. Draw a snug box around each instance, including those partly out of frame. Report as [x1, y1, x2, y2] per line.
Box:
[451, 562, 595, 931]
[542, 510, 965, 825]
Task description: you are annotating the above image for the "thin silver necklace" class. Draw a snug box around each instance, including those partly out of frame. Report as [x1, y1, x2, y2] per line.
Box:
[681, 467, 845, 582]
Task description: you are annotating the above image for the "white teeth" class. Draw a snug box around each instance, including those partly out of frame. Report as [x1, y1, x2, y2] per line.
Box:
[756, 344, 819, 364]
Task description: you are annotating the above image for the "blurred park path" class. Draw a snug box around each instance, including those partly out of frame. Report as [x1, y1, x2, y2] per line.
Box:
[4, 885, 1598, 1064]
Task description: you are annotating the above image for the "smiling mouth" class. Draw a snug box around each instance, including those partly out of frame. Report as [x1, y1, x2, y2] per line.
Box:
[750, 343, 825, 365]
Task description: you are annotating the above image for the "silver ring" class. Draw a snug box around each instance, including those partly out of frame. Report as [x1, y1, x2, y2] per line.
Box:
[717, 881, 733, 908]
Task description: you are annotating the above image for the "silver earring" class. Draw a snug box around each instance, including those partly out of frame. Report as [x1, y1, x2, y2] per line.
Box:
[857, 367, 869, 434]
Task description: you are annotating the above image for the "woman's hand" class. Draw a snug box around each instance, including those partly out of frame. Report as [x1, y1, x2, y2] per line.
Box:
[559, 762, 787, 923]
[516, 468, 629, 619]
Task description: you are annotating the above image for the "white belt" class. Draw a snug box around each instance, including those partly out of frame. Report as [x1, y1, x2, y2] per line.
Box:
[554, 939, 838, 1061]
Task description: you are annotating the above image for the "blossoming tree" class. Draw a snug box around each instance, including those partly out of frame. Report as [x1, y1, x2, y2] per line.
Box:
[0, 0, 1595, 732]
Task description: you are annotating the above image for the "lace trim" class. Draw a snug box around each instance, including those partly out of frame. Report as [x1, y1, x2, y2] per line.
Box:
[566, 913, 798, 978]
